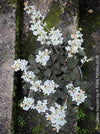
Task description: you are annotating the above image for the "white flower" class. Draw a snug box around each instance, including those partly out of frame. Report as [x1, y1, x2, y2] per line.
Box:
[65, 31, 84, 58]
[81, 56, 92, 64]
[24, 2, 64, 47]
[20, 97, 35, 110]
[12, 59, 28, 71]
[41, 80, 59, 95]
[45, 103, 67, 132]
[35, 49, 51, 66]
[65, 46, 70, 51]
[67, 85, 87, 105]
[21, 71, 36, 83]
[49, 27, 63, 46]
[35, 100, 48, 113]
[30, 80, 42, 92]
[66, 83, 73, 89]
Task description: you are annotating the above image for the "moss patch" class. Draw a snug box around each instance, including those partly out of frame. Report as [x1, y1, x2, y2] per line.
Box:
[32, 120, 45, 134]
[45, 1, 62, 29]
[78, 0, 100, 134]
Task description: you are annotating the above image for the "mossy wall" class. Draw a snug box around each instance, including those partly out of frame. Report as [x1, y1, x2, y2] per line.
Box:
[78, 0, 100, 133]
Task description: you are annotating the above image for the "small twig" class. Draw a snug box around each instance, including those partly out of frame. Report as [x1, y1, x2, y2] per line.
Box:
[80, 63, 84, 68]
[54, 46, 59, 54]
[63, 95, 69, 106]
[64, 57, 68, 66]
[59, 45, 64, 53]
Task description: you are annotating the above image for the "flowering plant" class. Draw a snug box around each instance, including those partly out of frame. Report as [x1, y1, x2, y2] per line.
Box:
[12, 1, 92, 133]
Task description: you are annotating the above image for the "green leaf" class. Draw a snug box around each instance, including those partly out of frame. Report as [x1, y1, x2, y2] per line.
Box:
[84, 99, 91, 108]
[78, 48, 86, 56]
[34, 47, 45, 54]
[63, 74, 71, 82]
[23, 83, 31, 89]
[51, 54, 58, 62]
[70, 67, 79, 80]
[34, 68, 40, 74]
[44, 68, 51, 77]
[53, 76, 63, 82]
[28, 54, 36, 65]
[58, 90, 66, 99]
[61, 65, 68, 73]
[59, 80, 66, 89]
[64, 87, 68, 94]
[46, 60, 52, 67]
[55, 69, 62, 75]
[28, 92, 35, 98]
[67, 59, 78, 69]
[59, 55, 65, 64]
[54, 62, 60, 70]
[38, 64, 45, 70]
[74, 80, 81, 86]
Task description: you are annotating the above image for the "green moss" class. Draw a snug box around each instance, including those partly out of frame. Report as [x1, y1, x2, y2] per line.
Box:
[45, 1, 62, 29]
[11, 0, 24, 133]
[32, 122, 45, 134]
[77, 108, 85, 120]
[18, 116, 25, 127]
[22, 33, 36, 59]
[8, 0, 17, 4]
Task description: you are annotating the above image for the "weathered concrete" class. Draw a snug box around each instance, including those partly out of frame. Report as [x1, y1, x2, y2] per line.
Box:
[0, 0, 16, 133]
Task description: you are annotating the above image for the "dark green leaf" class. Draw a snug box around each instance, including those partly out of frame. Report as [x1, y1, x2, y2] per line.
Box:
[44, 68, 51, 77]
[74, 80, 81, 86]
[23, 83, 31, 89]
[28, 54, 36, 65]
[51, 54, 58, 62]
[54, 62, 60, 70]
[61, 65, 68, 73]
[34, 47, 45, 54]
[64, 87, 68, 94]
[70, 67, 79, 80]
[59, 56, 65, 64]
[28, 91, 35, 98]
[34, 68, 40, 74]
[84, 99, 91, 108]
[55, 69, 62, 74]
[46, 60, 52, 67]
[38, 64, 45, 70]
[59, 80, 66, 89]
[63, 74, 71, 82]
[58, 90, 66, 99]
[67, 59, 78, 69]
[78, 48, 86, 56]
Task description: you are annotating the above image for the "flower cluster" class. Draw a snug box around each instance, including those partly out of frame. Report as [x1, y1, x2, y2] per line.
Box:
[81, 56, 92, 64]
[35, 49, 51, 66]
[46, 103, 67, 132]
[66, 83, 87, 105]
[12, 59, 28, 71]
[65, 31, 84, 57]
[30, 80, 42, 92]
[21, 97, 35, 110]
[21, 70, 36, 83]
[35, 100, 48, 113]
[24, 1, 63, 46]
[41, 80, 59, 95]
[21, 97, 48, 113]
[12, 1, 91, 133]
[49, 27, 63, 46]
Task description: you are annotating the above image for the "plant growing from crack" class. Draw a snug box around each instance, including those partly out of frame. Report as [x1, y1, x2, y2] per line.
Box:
[12, 1, 92, 132]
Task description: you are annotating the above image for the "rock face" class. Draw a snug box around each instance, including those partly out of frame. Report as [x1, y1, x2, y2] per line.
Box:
[0, 0, 16, 134]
